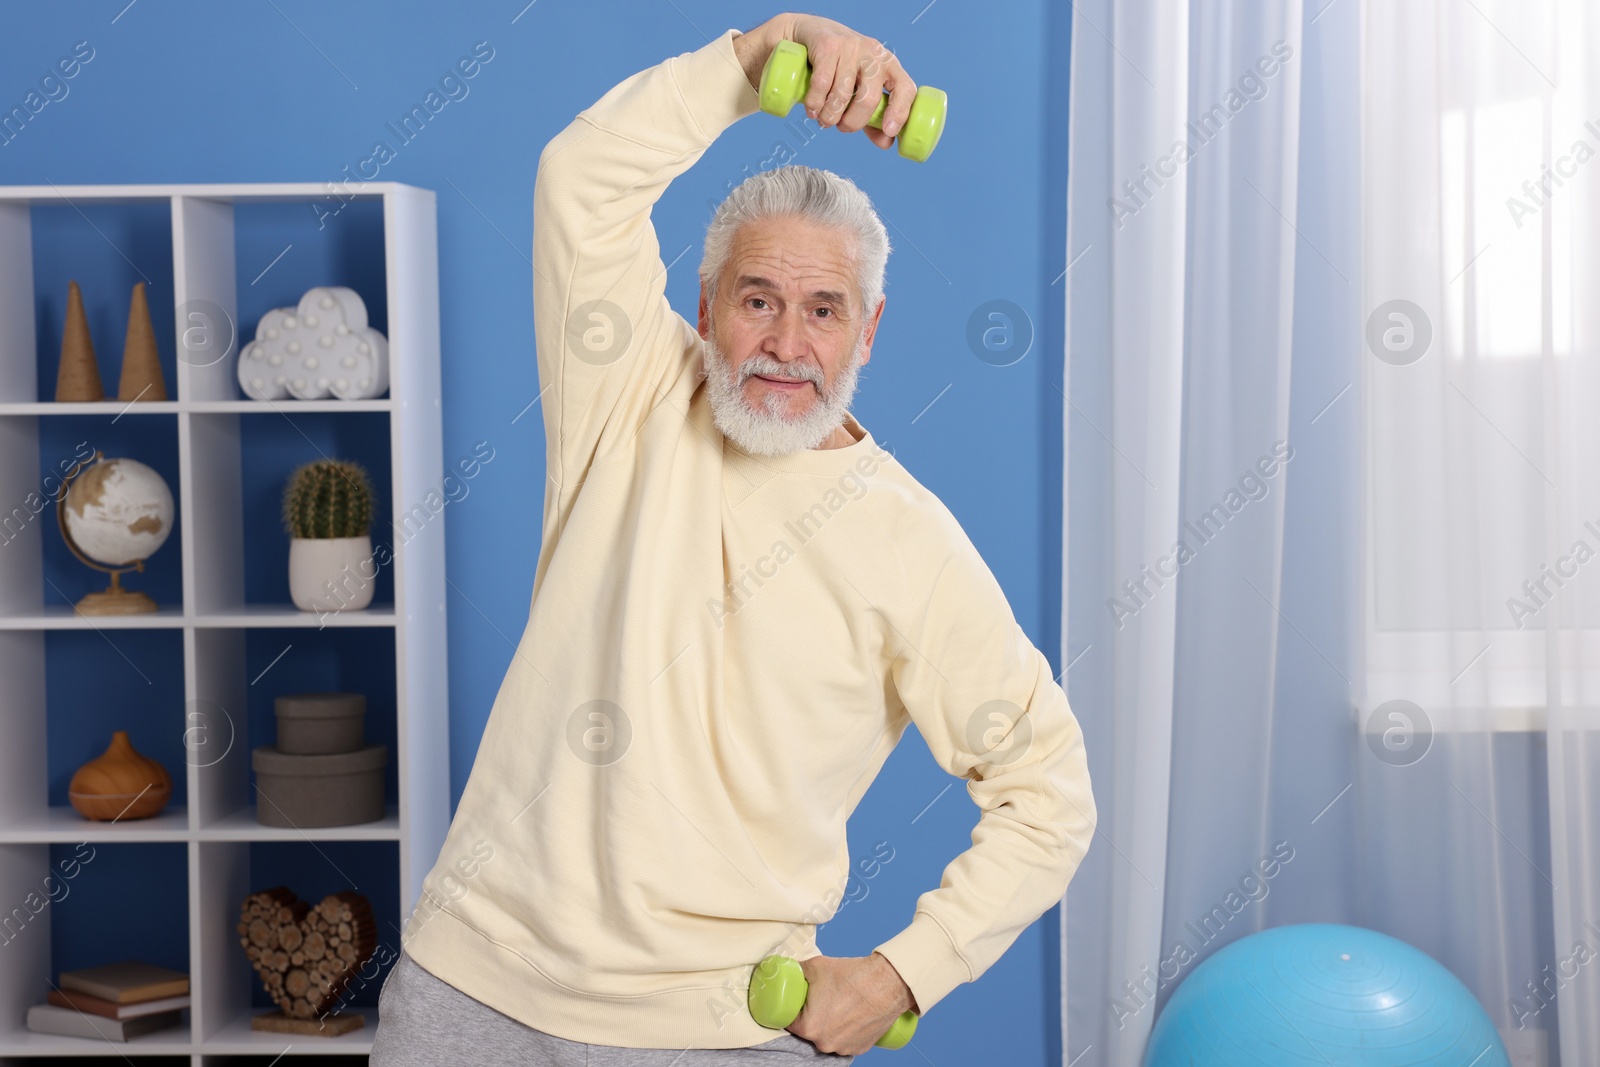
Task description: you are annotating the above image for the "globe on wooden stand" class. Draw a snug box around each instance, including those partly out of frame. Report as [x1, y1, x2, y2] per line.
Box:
[56, 450, 175, 616]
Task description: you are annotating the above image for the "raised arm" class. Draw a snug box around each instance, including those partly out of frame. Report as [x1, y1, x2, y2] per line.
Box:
[531, 13, 917, 502]
[531, 25, 764, 496]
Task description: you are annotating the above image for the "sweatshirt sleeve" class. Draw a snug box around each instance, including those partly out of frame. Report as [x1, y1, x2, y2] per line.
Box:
[873, 527, 1098, 1018]
[532, 27, 760, 494]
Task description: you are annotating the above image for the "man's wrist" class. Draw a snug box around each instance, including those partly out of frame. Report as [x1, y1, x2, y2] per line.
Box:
[731, 14, 794, 91]
[871, 950, 919, 1016]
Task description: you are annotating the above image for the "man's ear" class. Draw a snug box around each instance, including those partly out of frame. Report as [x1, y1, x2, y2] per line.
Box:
[698, 282, 711, 339]
[858, 295, 886, 367]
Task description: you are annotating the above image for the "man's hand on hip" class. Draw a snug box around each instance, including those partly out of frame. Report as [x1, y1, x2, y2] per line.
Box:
[786, 951, 918, 1056]
[732, 12, 917, 150]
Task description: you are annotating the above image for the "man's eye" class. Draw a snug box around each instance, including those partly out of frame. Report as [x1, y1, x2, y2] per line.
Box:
[749, 298, 769, 310]
[816, 307, 833, 318]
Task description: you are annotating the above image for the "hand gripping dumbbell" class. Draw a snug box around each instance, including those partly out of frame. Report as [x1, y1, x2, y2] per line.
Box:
[758, 40, 948, 162]
[747, 954, 919, 1050]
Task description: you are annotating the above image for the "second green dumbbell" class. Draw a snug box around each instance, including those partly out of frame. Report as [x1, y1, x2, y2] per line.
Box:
[747, 954, 919, 1050]
[758, 39, 948, 162]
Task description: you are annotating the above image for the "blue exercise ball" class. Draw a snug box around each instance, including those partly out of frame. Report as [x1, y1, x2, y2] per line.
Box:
[1144, 923, 1510, 1066]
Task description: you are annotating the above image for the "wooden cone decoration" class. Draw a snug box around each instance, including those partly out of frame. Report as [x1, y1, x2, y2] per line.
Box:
[118, 281, 168, 401]
[55, 279, 104, 402]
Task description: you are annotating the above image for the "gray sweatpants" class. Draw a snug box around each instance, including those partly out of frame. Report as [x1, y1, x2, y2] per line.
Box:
[369, 949, 855, 1065]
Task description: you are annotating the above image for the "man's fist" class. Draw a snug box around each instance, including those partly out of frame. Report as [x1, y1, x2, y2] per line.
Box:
[733, 14, 917, 151]
[785, 951, 919, 1056]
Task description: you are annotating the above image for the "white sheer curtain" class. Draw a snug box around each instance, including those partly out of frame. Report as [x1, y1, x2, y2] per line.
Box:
[1362, 0, 1600, 1063]
[1060, 4, 1192, 1062]
[1063, 0, 1599, 1064]
[1061, 2, 1364, 1064]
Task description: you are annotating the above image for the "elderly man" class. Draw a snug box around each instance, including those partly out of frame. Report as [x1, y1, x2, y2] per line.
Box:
[371, 11, 1094, 1065]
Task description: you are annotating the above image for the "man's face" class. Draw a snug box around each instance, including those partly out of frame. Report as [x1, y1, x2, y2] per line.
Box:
[698, 214, 883, 456]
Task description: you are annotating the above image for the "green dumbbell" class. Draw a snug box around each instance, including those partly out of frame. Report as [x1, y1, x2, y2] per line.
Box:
[747, 955, 919, 1050]
[758, 39, 948, 163]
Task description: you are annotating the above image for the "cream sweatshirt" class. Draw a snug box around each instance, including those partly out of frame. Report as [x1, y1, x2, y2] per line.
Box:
[401, 26, 1096, 1049]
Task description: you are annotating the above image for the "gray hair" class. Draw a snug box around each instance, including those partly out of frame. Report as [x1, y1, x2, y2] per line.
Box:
[699, 164, 891, 322]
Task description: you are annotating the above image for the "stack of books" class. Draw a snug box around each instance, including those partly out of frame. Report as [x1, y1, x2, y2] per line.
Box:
[26, 960, 190, 1042]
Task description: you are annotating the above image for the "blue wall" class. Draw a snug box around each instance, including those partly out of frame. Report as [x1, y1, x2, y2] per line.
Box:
[3, 2, 1072, 1060]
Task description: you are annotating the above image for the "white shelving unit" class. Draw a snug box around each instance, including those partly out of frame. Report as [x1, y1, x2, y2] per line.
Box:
[0, 183, 450, 1064]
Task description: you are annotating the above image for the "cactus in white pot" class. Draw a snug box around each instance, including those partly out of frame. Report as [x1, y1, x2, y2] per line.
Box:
[283, 458, 377, 612]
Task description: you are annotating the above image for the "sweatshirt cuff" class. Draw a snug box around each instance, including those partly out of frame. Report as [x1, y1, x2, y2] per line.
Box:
[872, 910, 973, 1017]
[668, 28, 763, 143]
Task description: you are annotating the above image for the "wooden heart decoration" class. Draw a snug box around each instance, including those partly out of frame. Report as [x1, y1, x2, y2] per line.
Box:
[237, 886, 378, 1019]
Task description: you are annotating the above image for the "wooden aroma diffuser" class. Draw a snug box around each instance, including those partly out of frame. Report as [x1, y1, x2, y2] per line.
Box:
[68, 730, 172, 821]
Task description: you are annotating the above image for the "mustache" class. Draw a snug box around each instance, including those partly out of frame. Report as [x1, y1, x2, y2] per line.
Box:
[741, 358, 821, 387]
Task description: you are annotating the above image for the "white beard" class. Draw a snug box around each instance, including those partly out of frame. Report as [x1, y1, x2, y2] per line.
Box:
[700, 326, 866, 457]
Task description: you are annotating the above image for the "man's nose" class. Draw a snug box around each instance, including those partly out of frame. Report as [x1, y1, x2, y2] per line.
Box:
[768, 308, 809, 362]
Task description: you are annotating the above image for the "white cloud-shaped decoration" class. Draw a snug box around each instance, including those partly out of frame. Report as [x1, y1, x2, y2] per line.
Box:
[237, 286, 390, 401]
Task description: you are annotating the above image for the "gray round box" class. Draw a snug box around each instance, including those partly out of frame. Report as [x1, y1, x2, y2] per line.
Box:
[252, 743, 387, 827]
[274, 692, 366, 755]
